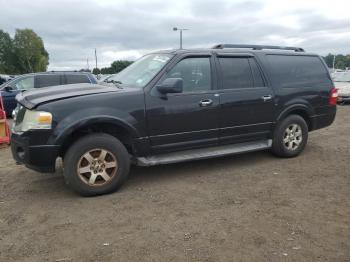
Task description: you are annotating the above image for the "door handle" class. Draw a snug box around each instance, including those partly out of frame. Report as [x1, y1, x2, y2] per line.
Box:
[199, 99, 213, 107]
[262, 95, 273, 102]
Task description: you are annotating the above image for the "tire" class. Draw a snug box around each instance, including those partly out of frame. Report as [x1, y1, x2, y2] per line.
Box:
[271, 115, 308, 158]
[63, 133, 130, 196]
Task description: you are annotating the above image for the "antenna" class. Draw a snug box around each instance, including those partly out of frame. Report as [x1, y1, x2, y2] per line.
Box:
[95, 48, 98, 70]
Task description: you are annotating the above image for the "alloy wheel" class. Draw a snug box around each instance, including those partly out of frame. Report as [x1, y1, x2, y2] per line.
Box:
[77, 149, 118, 186]
[283, 124, 303, 151]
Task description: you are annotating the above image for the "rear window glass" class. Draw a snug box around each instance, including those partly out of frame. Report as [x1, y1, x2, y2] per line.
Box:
[66, 74, 90, 84]
[266, 55, 331, 88]
[36, 74, 61, 88]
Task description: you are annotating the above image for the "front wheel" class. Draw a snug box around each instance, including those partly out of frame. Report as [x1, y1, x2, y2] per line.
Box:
[271, 115, 308, 158]
[63, 133, 130, 196]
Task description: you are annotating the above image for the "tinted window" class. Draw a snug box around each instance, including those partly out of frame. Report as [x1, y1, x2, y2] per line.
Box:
[66, 74, 90, 84]
[218, 57, 253, 89]
[9, 76, 34, 90]
[266, 55, 331, 88]
[36, 74, 61, 88]
[249, 58, 265, 87]
[166, 57, 211, 92]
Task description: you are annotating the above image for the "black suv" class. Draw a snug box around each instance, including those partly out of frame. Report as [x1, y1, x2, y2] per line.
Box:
[0, 71, 97, 116]
[11, 44, 337, 196]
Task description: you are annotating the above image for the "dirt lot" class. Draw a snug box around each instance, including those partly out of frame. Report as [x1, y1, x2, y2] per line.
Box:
[0, 107, 349, 262]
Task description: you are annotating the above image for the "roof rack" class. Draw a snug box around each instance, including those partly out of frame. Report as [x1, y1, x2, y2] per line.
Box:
[212, 44, 305, 52]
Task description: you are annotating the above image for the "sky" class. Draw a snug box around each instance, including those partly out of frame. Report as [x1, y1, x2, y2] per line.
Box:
[1, 0, 350, 70]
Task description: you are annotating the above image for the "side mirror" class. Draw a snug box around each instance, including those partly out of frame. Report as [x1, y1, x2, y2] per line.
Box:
[4, 86, 13, 92]
[156, 78, 183, 94]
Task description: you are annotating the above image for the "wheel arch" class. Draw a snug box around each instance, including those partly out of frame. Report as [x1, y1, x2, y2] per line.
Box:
[276, 104, 314, 131]
[54, 117, 139, 158]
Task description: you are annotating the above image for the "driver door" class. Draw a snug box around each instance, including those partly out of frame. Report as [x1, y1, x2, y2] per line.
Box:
[145, 55, 220, 154]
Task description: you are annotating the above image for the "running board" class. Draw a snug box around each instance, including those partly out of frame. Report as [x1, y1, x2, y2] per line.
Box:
[136, 139, 272, 166]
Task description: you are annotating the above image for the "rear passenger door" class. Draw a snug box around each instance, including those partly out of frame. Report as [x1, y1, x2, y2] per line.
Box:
[216, 54, 275, 144]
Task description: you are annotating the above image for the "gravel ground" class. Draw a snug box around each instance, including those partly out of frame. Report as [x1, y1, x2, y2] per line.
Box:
[0, 106, 349, 262]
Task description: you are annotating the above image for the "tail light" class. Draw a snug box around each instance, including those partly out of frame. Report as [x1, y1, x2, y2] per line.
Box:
[329, 88, 338, 106]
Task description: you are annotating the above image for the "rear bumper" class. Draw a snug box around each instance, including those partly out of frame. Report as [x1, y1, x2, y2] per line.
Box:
[338, 95, 350, 103]
[310, 110, 336, 131]
[11, 132, 59, 173]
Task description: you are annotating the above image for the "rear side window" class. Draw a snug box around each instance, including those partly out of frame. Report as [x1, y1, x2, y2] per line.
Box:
[218, 57, 264, 89]
[66, 74, 90, 84]
[266, 55, 331, 88]
[36, 74, 61, 88]
[249, 58, 265, 87]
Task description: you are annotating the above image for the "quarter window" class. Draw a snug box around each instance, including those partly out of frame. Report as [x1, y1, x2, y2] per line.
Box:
[166, 57, 212, 92]
[266, 55, 331, 88]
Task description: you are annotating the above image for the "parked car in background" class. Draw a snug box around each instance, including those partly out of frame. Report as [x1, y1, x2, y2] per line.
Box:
[0, 74, 14, 85]
[333, 72, 350, 104]
[0, 76, 6, 85]
[0, 71, 97, 116]
[11, 44, 337, 196]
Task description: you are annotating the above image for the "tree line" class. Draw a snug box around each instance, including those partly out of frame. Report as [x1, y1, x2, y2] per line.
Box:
[90, 60, 133, 75]
[323, 54, 350, 70]
[0, 29, 49, 74]
[2, 29, 349, 75]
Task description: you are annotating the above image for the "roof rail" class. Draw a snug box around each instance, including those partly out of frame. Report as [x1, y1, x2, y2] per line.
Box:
[212, 44, 305, 52]
[49, 70, 79, 72]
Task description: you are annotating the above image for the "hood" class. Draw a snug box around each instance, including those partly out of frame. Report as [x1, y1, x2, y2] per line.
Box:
[16, 83, 121, 109]
[334, 82, 350, 95]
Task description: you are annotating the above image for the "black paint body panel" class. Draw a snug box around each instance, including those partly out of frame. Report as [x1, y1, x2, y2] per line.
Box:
[11, 48, 336, 172]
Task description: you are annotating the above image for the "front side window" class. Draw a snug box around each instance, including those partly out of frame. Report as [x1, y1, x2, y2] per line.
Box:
[9, 76, 34, 90]
[107, 54, 172, 88]
[165, 57, 212, 93]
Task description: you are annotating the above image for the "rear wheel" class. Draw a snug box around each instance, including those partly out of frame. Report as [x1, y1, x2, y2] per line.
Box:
[63, 133, 130, 196]
[271, 115, 308, 158]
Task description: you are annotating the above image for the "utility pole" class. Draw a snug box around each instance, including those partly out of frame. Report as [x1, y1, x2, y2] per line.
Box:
[333, 54, 336, 72]
[95, 48, 98, 70]
[173, 27, 189, 49]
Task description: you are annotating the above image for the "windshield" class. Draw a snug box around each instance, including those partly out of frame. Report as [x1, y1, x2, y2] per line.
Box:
[333, 72, 350, 82]
[106, 54, 172, 88]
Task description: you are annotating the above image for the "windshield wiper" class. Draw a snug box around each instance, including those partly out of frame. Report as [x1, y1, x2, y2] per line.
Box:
[106, 80, 123, 89]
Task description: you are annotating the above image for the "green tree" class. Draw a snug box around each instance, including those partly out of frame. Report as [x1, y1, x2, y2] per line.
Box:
[13, 29, 49, 73]
[322, 53, 350, 70]
[98, 60, 133, 75]
[92, 68, 100, 74]
[323, 53, 334, 68]
[0, 30, 15, 74]
[111, 60, 133, 73]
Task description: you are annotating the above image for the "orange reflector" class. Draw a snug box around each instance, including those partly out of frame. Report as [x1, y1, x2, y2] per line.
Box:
[37, 113, 52, 123]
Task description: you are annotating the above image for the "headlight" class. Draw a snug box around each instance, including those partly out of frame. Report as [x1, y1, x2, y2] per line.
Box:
[20, 110, 52, 132]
